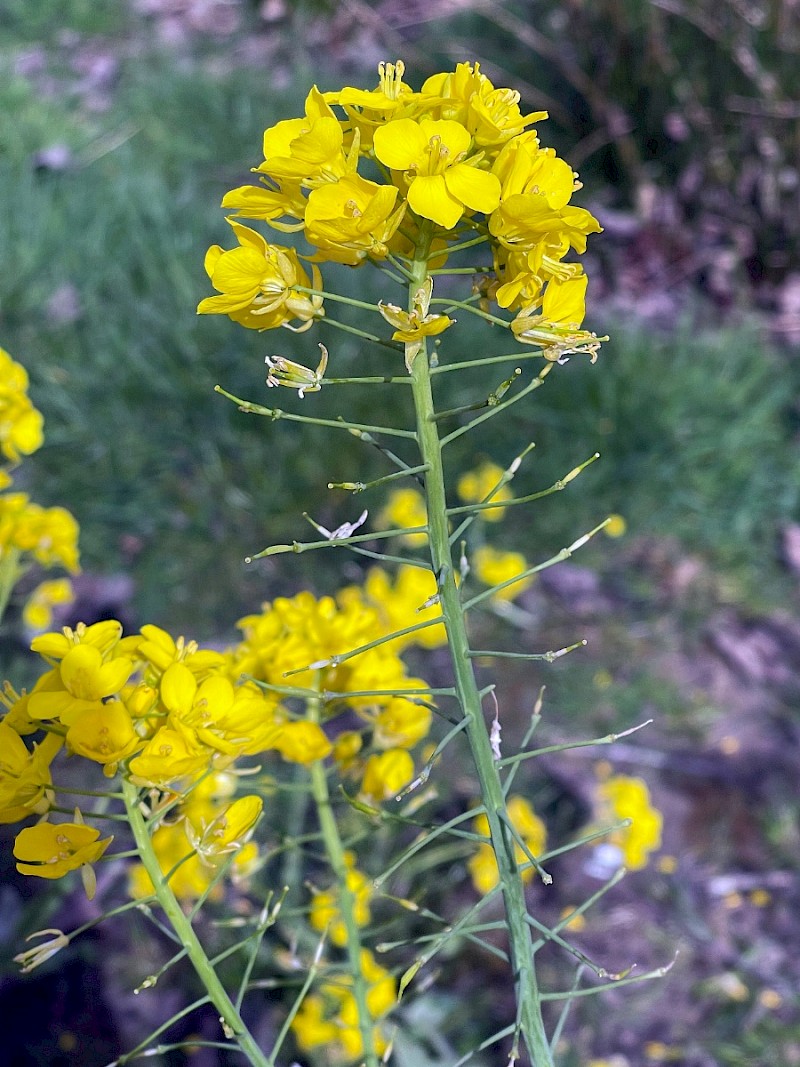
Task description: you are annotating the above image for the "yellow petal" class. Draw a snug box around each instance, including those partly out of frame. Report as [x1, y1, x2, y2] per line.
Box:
[373, 118, 428, 170]
[210, 247, 266, 296]
[407, 175, 462, 229]
[444, 164, 501, 214]
[542, 275, 588, 326]
[160, 662, 197, 717]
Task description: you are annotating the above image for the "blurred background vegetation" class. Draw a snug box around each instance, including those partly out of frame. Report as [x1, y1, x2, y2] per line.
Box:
[1, 1, 799, 1065]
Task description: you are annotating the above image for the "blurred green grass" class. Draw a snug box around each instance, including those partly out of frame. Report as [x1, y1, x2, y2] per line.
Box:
[1, 5, 798, 641]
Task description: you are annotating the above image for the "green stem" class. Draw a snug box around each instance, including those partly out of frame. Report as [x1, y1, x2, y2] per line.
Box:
[214, 385, 416, 439]
[306, 690, 380, 1067]
[406, 226, 554, 1067]
[0, 546, 23, 625]
[121, 779, 270, 1067]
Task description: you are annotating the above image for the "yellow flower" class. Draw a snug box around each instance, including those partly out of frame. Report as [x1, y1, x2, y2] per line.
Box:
[291, 994, 339, 1053]
[376, 486, 428, 545]
[421, 61, 547, 147]
[190, 794, 263, 861]
[28, 642, 134, 725]
[373, 116, 501, 229]
[292, 949, 395, 1061]
[0, 348, 44, 463]
[0, 494, 80, 574]
[207, 683, 282, 756]
[469, 795, 547, 894]
[597, 774, 662, 870]
[378, 277, 453, 369]
[511, 275, 605, 362]
[305, 173, 405, 263]
[472, 544, 532, 601]
[128, 779, 262, 901]
[604, 514, 626, 538]
[0, 725, 61, 823]
[310, 854, 372, 946]
[456, 460, 512, 520]
[22, 579, 74, 632]
[65, 701, 140, 768]
[128, 819, 211, 901]
[0, 684, 41, 736]
[273, 720, 333, 765]
[327, 61, 416, 149]
[332, 730, 362, 769]
[360, 748, 414, 803]
[255, 85, 350, 187]
[197, 219, 324, 333]
[559, 906, 587, 932]
[14, 820, 112, 891]
[136, 623, 225, 678]
[359, 564, 447, 650]
[373, 697, 431, 750]
[31, 619, 124, 662]
[127, 726, 212, 787]
[232, 588, 380, 692]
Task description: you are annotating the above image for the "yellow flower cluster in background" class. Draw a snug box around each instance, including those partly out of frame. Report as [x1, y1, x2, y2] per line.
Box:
[376, 486, 428, 546]
[469, 794, 547, 894]
[0, 347, 43, 468]
[198, 61, 603, 363]
[0, 347, 79, 630]
[377, 460, 532, 604]
[291, 947, 395, 1062]
[457, 460, 512, 521]
[597, 772, 663, 871]
[471, 544, 532, 601]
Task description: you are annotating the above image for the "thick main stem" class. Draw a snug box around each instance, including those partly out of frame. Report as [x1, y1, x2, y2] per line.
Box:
[407, 234, 554, 1066]
[121, 780, 271, 1067]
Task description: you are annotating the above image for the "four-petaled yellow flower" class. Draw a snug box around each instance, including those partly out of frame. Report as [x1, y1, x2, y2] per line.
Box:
[373, 116, 501, 229]
[305, 174, 405, 263]
[198, 219, 323, 332]
[13, 819, 112, 898]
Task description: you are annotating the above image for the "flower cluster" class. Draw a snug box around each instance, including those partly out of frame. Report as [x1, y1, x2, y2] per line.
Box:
[198, 61, 603, 362]
[0, 347, 43, 469]
[0, 348, 79, 630]
[2, 552, 441, 896]
[229, 573, 441, 799]
[377, 467, 532, 604]
[595, 771, 663, 871]
[128, 773, 263, 901]
[291, 947, 396, 1062]
[0, 619, 273, 892]
[309, 851, 372, 946]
